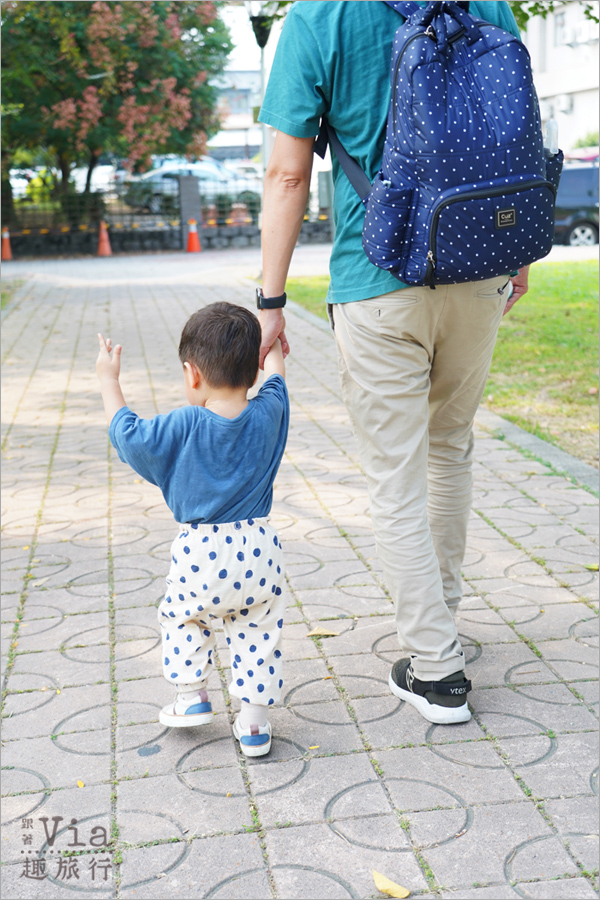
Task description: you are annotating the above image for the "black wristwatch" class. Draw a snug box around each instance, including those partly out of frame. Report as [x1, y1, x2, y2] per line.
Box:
[256, 288, 287, 310]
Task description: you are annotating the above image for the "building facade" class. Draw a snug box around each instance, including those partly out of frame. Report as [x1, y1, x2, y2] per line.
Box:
[524, 3, 599, 151]
[207, 70, 263, 162]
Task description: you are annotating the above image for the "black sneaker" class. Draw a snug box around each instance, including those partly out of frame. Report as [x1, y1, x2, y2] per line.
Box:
[389, 658, 472, 724]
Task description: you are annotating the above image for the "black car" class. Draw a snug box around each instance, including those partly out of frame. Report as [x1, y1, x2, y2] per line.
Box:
[554, 162, 599, 246]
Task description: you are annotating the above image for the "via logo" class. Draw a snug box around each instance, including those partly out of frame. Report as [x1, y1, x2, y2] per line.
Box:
[39, 818, 108, 848]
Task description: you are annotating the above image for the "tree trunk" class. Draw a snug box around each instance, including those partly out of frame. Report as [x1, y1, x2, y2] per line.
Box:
[57, 152, 71, 195]
[84, 152, 99, 194]
[1, 150, 15, 224]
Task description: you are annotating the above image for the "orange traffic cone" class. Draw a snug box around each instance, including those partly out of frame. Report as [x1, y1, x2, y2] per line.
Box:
[1, 227, 13, 261]
[97, 221, 112, 257]
[186, 219, 201, 253]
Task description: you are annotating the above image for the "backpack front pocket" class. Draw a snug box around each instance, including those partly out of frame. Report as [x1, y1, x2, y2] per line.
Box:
[363, 175, 413, 273]
[426, 178, 556, 285]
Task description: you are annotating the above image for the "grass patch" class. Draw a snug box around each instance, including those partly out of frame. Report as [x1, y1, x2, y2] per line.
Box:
[286, 261, 599, 467]
[484, 260, 599, 467]
[1, 279, 22, 310]
[287, 276, 329, 321]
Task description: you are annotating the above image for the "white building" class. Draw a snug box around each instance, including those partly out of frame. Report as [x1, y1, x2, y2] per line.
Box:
[207, 69, 263, 162]
[524, 3, 599, 151]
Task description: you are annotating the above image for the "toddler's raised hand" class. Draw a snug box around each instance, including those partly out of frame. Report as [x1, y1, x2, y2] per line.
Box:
[96, 333, 122, 381]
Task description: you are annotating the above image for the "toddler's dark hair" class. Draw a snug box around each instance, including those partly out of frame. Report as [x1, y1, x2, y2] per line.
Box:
[179, 302, 261, 389]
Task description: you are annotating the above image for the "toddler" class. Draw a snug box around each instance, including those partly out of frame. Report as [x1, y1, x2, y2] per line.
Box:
[96, 301, 289, 757]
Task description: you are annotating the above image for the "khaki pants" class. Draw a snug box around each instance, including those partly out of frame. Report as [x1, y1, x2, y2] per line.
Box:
[332, 276, 508, 680]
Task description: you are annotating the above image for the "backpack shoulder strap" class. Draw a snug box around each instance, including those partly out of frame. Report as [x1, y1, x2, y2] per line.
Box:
[314, 118, 372, 202]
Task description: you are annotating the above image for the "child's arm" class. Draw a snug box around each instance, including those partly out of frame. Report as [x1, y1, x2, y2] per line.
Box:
[96, 333, 127, 425]
[263, 337, 285, 380]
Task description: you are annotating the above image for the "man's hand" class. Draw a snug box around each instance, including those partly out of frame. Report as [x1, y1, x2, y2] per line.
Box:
[503, 266, 530, 316]
[258, 309, 289, 369]
[96, 333, 122, 381]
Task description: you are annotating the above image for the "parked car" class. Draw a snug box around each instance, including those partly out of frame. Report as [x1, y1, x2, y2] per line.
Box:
[554, 162, 599, 246]
[70, 164, 117, 193]
[223, 160, 263, 192]
[124, 160, 262, 218]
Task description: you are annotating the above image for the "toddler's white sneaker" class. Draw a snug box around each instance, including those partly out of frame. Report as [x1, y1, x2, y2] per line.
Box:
[159, 689, 213, 727]
[232, 716, 272, 757]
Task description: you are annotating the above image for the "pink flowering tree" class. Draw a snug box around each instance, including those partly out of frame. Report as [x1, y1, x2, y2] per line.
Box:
[1, 1, 232, 200]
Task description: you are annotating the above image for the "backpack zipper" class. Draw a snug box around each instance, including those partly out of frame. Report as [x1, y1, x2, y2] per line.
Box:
[392, 22, 518, 141]
[424, 178, 556, 285]
[392, 32, 430, 136]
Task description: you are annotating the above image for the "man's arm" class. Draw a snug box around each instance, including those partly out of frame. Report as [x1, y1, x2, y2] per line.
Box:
[259, 131, 315, 367]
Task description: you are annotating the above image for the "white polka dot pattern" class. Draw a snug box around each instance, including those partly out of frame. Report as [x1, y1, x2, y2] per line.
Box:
[362, 6, 558, 286]
[158, 519, 286, 706]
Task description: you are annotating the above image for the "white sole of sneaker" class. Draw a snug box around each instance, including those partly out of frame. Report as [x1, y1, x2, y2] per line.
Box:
[159, 709, 213, 727]
[232, 720, 272, 757]
[388, 673, 471, 725]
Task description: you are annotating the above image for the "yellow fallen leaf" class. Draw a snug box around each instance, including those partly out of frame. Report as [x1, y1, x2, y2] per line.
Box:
[22, 545, 29, 550]
[309, 745, 320, 750]
[226, 792, 232, 797]
[56, 689, 61, 694]
[77, 780, 85, 788]
[585, 563, 599, 571]
[307, 626, 339, 638]
[373, 871, 411, 899]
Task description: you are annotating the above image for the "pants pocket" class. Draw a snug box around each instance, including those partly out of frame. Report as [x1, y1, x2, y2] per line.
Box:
[475, 276, 512, 300]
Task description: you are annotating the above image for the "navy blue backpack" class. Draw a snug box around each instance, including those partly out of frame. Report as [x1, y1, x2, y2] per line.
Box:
[316, 0, 563, 288]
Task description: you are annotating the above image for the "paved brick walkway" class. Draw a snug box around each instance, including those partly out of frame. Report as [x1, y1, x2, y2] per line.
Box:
[2, 251, 598, 899]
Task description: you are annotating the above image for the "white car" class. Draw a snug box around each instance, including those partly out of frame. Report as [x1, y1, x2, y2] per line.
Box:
[125, 160, 262, 216]
[70, 164, 117, 193]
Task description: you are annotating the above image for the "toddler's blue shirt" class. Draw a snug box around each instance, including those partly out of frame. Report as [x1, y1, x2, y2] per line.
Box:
[109, 375, 289, 525]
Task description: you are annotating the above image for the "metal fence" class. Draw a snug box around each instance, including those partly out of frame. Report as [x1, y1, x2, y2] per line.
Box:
[3, 169, 334, 255]
[4, 174, 265, 230]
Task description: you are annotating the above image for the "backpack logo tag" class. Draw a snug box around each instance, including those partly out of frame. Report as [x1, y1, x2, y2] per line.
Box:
[496, 207, 517, 229]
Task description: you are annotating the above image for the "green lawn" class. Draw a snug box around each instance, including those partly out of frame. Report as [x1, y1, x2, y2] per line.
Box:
[286, 261, 599, 467]
[1, 279, 21, 310]
[288, 276, 330, 321]
[486, 261, 598, 467]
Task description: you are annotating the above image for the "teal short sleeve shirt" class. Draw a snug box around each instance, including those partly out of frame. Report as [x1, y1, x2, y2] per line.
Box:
[259, 1, 521, 304]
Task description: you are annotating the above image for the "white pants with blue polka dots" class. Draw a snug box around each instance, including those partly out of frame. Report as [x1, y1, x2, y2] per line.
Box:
[157, 518, 286, 708]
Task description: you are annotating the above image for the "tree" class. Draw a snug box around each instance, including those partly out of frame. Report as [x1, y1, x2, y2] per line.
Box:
[1, 1, 232, 203]
[508, 1, 599, 31]
[261, 0, 600, 32]
[574, 130, 600, 149]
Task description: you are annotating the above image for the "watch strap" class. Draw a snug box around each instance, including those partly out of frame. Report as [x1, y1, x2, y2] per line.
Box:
[257, 289, 287, 309]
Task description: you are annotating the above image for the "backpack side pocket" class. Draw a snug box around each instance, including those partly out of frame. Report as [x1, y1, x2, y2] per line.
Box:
[545, 149, 564, 193]
[363, 174, 413, 274]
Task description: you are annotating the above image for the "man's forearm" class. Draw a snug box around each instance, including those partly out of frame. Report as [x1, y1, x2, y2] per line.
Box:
[260, 132, 314, 297]
[261, 172, 310, 297]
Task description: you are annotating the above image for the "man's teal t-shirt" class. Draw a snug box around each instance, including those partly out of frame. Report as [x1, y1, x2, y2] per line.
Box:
[260, 1, 521, 304]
